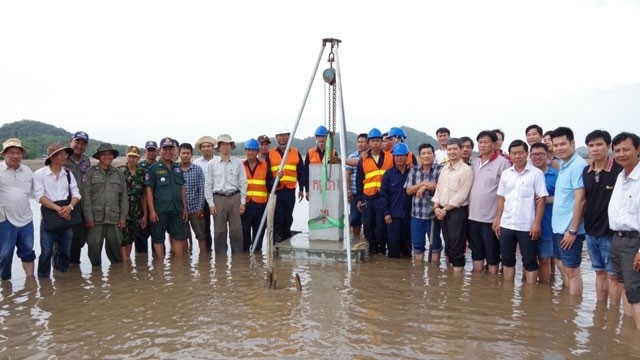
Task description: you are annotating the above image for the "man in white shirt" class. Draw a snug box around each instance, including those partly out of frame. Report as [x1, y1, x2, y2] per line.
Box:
[205, 134, 247, 255]
[194, 135, 217, 252]
[0, 138, 35, 280]
[494, 140, 547, 283]
[33, 143, 81, 278]
[608, 132, 640, 328]
[434, 127, 450, 165]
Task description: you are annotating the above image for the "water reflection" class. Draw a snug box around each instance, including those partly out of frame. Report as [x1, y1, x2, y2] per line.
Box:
[2, 202, 640, 358]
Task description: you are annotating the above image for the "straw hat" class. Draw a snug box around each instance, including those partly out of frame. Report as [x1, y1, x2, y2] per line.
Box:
[92, 143, 120, 159]
[215, 134, 236, 150]
[45, 143, 73, 166]
[195, 135, 217, 150]
[1, 138, 26, 155]
[126, 145, 141, 157]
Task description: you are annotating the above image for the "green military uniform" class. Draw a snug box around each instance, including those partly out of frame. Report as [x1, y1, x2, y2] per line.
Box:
[82, 164, 128, 266]
[66, 153, 92, 263]
[137, 159, 154, 171]
[145, 160, 186, 243]
[119, 165, 146, 246]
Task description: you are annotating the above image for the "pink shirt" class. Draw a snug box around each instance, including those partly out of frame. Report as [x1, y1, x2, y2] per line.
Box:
[433, 160, 473, 208]
[468, 153, 511, 223]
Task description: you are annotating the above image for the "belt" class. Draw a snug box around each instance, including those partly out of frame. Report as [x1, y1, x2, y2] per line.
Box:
[213, 190, 240, 197]
[615, 230, 640, 238]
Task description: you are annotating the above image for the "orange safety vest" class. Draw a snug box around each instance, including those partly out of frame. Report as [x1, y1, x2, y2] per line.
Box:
[362, 151, 394, 196]
[269, 148, 300, 190]
[385, 150, 416, 166]
[244, 159, 268, 204]
[307, 147, 337, 164]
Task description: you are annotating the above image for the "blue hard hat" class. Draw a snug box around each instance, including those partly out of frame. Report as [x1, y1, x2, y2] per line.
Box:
[368, 128, 383, 139]
[388, 127, 407, 139]
[314, 125, 329, 137]
[392, 143, 409, 156]
[244, 138, 260, 150]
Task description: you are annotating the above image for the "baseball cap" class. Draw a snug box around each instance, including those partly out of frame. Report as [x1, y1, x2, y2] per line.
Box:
[144, 140, 158, 150]
[257, 135, 271, 144]
[73, 131, 89, 142]
[159, 137, 175, 148]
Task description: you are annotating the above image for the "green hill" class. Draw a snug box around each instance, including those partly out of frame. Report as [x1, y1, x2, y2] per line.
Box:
[0, 120, 127, 159]
[1, 119, 439, 159]
[242, 126, 439, 156]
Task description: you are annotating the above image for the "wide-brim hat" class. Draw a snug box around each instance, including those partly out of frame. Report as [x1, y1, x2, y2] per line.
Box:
[1, 138, 26, 155]
[45, 143, 73, 166]
[215, 134, 236, 150]
[92, 143, 120, 159]
[195, 135, 217, 150]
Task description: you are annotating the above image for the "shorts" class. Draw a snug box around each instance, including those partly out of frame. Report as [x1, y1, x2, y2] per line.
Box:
[538, 235, 554, 259]
[586, 234, 614, 275]
[151, 212, 185, 244]
[499, 227, 538, 271]
[185, 212, 207, 240]
[349, 197, 362, 227]
[552, 233, 584, 268]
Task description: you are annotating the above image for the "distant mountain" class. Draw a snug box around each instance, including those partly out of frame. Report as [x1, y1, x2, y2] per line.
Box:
[1, 119, 439, 159]
[0, 120, 127, 159]
[237, 126, 439, 155]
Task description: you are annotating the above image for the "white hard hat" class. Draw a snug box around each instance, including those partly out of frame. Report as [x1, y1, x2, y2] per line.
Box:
[275, 127, 290, 136]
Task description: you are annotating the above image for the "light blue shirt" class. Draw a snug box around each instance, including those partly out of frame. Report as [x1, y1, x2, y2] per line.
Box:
[552, 152, 587, 234]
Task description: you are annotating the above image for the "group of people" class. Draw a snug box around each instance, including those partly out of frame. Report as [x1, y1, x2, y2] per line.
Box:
[344, 124, 640, 329]
[2, 123, 640, 328]
[0, 126, 329, 278]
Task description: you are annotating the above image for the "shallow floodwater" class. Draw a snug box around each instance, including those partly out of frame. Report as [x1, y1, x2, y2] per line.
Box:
[1, 201, 640, 359]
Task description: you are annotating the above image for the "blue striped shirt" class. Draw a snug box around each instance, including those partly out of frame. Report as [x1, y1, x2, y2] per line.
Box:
[347, 150, 361, 194]
[405, 164, 442, 219]
[182, 163, 205, 214]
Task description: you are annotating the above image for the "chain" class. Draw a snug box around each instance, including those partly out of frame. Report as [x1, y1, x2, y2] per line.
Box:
[331, 83, 336, 134]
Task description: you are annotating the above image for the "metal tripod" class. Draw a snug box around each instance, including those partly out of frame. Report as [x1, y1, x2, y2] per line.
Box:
[250, 38, 353, 272]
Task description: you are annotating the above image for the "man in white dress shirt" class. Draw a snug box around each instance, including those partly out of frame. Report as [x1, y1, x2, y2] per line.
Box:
[205, 134, 247, 255]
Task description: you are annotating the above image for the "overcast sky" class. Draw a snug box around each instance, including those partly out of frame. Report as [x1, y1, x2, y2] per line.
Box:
[1, 0, 639, 149]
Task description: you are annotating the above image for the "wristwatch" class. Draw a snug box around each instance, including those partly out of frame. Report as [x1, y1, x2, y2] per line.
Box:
[568, 229, 577, 236]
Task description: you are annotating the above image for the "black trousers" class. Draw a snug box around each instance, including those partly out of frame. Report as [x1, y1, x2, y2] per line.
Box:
[441, 206, 468, 267]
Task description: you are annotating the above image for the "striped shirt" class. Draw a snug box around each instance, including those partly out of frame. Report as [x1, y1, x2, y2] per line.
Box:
[181, 163, 205, 214]
[405, 164, 442, 219]
[347, 150, 361, 194]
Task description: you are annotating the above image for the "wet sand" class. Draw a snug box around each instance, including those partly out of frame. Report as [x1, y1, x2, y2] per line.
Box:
[2, 201, 640, 358]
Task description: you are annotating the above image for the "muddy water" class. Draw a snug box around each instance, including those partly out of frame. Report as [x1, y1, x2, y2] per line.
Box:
[2, 201, 640, 359]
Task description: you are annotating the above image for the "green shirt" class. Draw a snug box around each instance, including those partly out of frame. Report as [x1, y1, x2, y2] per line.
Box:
[144, 161, 185, 213]
[82, 165, 128, 224]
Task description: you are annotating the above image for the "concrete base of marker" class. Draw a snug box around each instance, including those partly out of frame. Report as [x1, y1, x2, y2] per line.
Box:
[275, 232, 365, 262]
